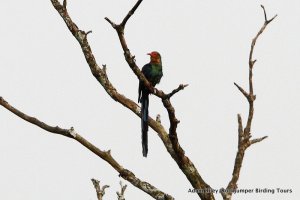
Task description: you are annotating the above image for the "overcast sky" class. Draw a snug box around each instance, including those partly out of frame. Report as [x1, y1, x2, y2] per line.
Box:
[0, 0, 299, 200]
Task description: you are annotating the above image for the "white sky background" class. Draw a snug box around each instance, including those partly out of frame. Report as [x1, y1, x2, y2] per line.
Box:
[0, 0, 299, 199]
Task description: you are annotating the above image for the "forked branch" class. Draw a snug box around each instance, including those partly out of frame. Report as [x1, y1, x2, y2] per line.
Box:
[104, 2, 186, 101]
[105, 1, 215, 200]
[50, 0, 179, 160]
[222, 6, 276, 200]
[117, 181, 127, 200]
[91, 179, 110, 200]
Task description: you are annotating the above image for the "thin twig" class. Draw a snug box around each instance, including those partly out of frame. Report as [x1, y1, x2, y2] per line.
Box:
[104, 17, 117, 29]
[86, 30, 93, 35]
[121, 0, 143, 27]
[250, 136, 268, 145]
[234, 82, 249, 100]
[63, 0, 67, 10]
[166, 84, 189, 99]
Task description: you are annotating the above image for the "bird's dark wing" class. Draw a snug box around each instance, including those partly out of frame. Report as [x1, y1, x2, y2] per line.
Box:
[142, 63, 152, 80]
[138, 63, 152, 103]
[154, 69, 163, 85]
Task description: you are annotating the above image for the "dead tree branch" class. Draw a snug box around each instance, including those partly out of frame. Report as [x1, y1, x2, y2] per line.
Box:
[91, 179, 110, 200]
[104, 2, 186, 101]
[0, 96, 174, 200]
[50, 0, 213, 199]
[221, 6, 276, 200]
[50, 0, 178, 158]
[1, 1, 275, 200]
[166, 84, 189, 99]
[105, 1, 214, 199]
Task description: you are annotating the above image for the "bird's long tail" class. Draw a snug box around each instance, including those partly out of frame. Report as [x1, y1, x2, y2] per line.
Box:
[141, 93, 149, 157]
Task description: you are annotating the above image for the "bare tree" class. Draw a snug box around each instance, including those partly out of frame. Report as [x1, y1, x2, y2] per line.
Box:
[0, 1, 276, 200]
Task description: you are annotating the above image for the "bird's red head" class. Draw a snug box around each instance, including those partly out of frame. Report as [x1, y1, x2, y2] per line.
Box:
[147, 51, 161, 64]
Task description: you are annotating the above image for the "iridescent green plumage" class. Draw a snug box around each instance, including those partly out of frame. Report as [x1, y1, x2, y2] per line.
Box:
[138, 51, 163, 157]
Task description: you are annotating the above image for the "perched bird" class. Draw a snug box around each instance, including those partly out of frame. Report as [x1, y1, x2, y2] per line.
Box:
[138, 51, 163, 157]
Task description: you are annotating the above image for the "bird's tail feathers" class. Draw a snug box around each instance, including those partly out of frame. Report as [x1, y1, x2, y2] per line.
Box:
[141, 93, 149, 157]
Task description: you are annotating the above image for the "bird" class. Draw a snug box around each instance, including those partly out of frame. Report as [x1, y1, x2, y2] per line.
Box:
[138, 51, 163, 157]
